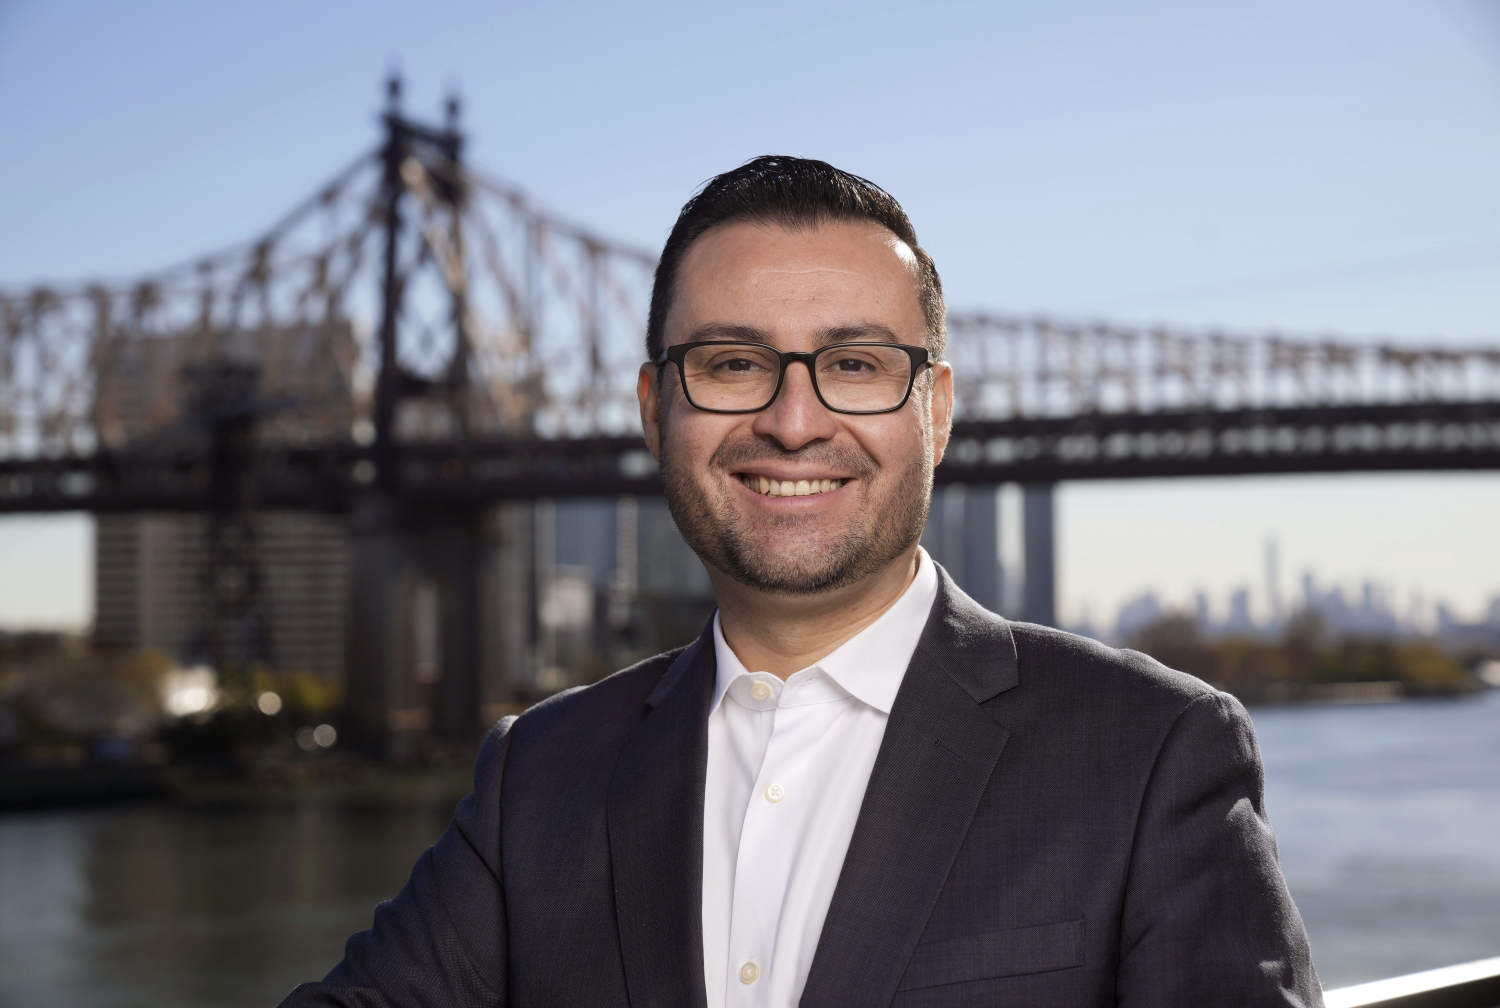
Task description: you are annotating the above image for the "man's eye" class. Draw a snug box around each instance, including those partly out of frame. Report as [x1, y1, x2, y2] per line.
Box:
[833, 357, 874, 372]
[724, 358, 755, 372]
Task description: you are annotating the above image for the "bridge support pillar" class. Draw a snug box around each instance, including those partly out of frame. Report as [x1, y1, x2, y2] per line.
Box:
[921, 484, 1002, 613]
[960, 485, 1002, 613]
[478, 502, 536, 723]
[346, 497, 505, 761]
[1023, 482, 1056, 627]
[346, 498, 401, 754]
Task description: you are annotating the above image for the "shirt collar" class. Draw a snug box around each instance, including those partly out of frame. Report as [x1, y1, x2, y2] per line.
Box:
[710, 547, 939, 716]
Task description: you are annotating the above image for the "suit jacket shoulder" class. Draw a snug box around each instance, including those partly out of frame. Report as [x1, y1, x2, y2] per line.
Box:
[509, 644, 688, 735]
[498, 641, 702, 788]
[1008, 619, 1217, 715]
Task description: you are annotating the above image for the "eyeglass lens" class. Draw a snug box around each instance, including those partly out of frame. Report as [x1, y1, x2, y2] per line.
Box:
[681, 343, 915, 412]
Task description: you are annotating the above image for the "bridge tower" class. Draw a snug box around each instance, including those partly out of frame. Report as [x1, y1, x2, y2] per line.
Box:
[344, 77, 494, 759]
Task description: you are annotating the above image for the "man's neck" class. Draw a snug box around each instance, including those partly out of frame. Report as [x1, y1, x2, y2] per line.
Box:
[708, 547, 922, 679]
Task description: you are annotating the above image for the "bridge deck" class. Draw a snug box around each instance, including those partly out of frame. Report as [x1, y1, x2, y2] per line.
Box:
[3, 401, 1496, 514]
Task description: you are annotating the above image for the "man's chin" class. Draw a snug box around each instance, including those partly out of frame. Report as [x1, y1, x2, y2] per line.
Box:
[721, 561, 863, 596]
[714, 536, 878, 596]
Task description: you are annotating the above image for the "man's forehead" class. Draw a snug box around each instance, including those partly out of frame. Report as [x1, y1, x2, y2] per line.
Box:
[667, 219, 925, 341]
[680, 217, 917, 275]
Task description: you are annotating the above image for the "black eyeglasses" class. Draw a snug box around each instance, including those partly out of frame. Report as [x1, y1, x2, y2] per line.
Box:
[656, 341, 932, 415]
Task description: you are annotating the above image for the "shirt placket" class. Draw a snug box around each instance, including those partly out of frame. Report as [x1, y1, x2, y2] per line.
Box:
[724, 682, 808, 1005]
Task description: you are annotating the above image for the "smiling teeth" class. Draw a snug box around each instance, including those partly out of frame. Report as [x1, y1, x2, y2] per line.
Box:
[741, 475, 844, 497]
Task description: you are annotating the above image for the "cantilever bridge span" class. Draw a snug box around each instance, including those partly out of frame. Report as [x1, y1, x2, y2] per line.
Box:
[5, 305, 1499, 514]
[3, 222, 1497, 513]
[2, 85, 1497, 513]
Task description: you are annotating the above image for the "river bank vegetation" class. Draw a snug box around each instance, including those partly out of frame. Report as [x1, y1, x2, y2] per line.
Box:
[1126, 611, 1482, 704]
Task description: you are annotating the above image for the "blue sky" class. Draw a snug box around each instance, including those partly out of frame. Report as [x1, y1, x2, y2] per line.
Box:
[2, 0, 1498, 630]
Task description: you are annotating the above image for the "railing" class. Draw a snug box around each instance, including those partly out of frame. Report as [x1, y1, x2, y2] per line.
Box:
[1324, 956, 1500, 1008]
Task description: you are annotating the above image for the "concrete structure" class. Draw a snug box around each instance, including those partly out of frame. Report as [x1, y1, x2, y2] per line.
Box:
[343, 493, 717, 755]
[1023, 484, 1057, 627]
[920, 484, 1004, 616]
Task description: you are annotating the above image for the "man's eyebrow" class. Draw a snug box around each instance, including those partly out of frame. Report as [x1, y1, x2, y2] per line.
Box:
[678, 322, 904, 347]
[684, 323, 774, 344]
[817, 324, 902, 345]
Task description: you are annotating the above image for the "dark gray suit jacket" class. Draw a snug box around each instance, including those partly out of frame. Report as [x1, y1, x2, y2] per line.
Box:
[283, 569, 1321, 1007]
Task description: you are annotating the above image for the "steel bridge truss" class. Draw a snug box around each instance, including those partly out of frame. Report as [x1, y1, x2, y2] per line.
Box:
[2, 97, 1499, 516]
[3, 311, 1497, 513]
[0, 81, 656, 468]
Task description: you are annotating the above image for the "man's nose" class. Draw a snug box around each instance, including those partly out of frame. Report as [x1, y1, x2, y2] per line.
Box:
[750, 360, 839, 450]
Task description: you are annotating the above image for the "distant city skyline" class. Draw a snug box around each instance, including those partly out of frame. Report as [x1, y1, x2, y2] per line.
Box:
[1101, 566, 1500, 647]
[1055, 471, 1500, 639]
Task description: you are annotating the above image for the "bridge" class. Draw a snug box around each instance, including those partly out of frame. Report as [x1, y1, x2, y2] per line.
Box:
[4, 79, 1498, 753]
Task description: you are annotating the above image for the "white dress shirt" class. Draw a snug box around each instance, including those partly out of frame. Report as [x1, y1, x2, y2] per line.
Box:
[701, 548, 939, 1007]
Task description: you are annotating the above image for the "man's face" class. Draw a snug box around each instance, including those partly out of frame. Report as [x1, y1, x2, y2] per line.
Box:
[638, 219, 953, 595]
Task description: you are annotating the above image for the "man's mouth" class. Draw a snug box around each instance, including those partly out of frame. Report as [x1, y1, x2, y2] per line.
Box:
[737, 475, 847, 498]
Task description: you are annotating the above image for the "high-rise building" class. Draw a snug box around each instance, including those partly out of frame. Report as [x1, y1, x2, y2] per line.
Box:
[92, 321, 359, 677]
[94, 511, 351, 677]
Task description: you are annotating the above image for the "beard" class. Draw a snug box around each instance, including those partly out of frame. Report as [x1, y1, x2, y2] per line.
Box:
[661, 426, 933, 596]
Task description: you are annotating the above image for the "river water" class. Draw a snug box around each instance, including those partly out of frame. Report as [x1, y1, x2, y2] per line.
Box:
[1254, 688, 1500, 987]
[2, 691, 1497, 1006]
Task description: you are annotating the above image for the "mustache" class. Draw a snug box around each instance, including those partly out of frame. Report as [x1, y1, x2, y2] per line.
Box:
[708, 433, 878, 479]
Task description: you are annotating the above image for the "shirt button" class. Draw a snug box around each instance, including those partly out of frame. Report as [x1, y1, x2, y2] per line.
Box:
[739, 961, 760, 984]
[750, 681, 772, 701]
[764, 782, 785, 803]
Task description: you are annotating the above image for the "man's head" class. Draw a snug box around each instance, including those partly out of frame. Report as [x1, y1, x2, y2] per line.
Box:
[638, 156, 953, 598]
[646, 157, 946, 362]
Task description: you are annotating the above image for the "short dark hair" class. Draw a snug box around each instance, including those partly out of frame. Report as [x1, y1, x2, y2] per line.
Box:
[645, 156, 945, 363]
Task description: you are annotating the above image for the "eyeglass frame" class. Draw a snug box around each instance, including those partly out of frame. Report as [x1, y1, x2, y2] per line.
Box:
[654, 340, 934, 416]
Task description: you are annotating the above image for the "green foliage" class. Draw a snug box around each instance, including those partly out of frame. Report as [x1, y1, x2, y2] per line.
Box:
[278, 671, 342, 718]
[1388, 641, 1472, 695]
[1126, 610, 1476, 703]
[0, 635, 347, 765]
[0, 639, 175, 758]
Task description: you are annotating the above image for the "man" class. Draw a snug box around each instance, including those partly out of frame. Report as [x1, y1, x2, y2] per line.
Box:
[283, 157, 1321, 1007]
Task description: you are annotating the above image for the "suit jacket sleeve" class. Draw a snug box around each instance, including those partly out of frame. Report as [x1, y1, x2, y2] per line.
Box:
[1116, 690, 1322, 1007]
[277, 716, 515, 1008]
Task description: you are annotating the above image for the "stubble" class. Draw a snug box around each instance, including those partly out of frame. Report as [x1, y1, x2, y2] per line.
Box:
[661, 424, 933, 596]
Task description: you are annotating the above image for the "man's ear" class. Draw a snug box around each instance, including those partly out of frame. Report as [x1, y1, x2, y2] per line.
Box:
[928, 361, 954, 465]
[638, 363, 663, 462]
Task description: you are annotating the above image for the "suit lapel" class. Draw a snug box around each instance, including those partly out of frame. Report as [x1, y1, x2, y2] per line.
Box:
[607, 626, 716, 1008]
[800, 571, 1019, 1007]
